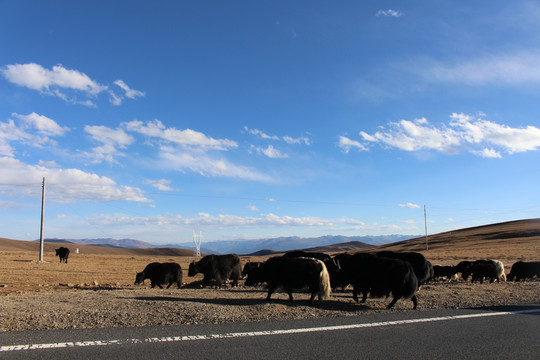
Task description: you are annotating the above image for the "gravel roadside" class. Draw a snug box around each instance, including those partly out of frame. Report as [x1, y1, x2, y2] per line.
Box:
[2, 281, 539, 332]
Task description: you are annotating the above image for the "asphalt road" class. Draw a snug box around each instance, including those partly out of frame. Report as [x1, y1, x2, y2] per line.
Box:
[1, 305, 539, 359]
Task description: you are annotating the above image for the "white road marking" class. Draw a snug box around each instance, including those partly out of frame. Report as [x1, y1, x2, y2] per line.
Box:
[2, 309, 538, 352]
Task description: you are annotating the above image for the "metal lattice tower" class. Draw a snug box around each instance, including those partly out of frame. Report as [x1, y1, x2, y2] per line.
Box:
[192, 230, 202, 257]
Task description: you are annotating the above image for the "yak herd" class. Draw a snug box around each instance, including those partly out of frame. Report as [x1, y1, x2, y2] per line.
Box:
[133, 250, 540, 310]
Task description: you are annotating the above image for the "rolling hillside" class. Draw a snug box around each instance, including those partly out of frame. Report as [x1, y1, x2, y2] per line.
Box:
[1, 218, 538, 257]
[374, 218, 540, 252]
[0, 237, 194, 257]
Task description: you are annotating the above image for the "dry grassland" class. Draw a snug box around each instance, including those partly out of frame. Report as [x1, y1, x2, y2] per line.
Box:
[0, 219, 539, 332]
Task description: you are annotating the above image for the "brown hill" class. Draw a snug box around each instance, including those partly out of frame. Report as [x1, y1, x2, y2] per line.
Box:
[375, 218, 540, 252]
[1, 218, 538, 261]
[364, 218, 540, 266]
[0, 238, 195, 257]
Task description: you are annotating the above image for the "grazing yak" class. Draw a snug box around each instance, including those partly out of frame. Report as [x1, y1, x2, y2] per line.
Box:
[376, 250, 431, 285]
[507, 261, 540, 281]
[242, 261, 264, 286]
[188, 254, 242, 287]
[339, 253, 418, 309]
[242, 261, 263, 278]
[245, 256, 331, 304]
[457, 260, 506, 283]
[470, 263, 500, 284]
[432, 265, 458, 281]
[55, 247, 70, 263]
[283, 250, 339, 290]
[455, 260, 476, 279]
[135, 262, 183, 289]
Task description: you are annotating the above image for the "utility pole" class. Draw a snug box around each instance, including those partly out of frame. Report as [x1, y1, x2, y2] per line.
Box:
[424, 205, 428, 251]
[39, 177, 46, 262]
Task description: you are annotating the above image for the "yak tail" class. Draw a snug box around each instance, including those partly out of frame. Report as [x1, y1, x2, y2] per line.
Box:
[318, 261, 332, 301]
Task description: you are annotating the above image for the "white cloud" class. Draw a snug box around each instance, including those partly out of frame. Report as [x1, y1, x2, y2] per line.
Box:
[248, 205, 259, 211]
[244, 126, 311, 145]
[243, 126, 279, 140]
[2, 63, 145, 106]
[119, 119, 268, 181]
[85, 125, 134, 147]
[419, 51, 540, 86]
[356, 113, 540, 157]
[110, 80, 145, 105]
[360, 118, 462, 153]
[337, 136, 369, 153]
[108, 90, 123, 106]
[86, 211, 366, 230]
[0, 157, 150, 203]
[250, 145, 289, 159]
[474, 148, 502, 158]
[159, 147, 272, 182]
[0, 113, 68, 157]
[1, 63, 107, 104]
[450, 113, 540, 153]
[283, 135, 311, 145]
[376, 9, 403, 18]
[114, 80, 145, 99]
[13, 112, 69, 137]
[399, 203, 421, 209]
[0, 119, 31, 156]
[125, 119, 237, 151]
[84, 125, 134, 164]
[38, 160, 60, 167]
[355, 51, 540, 101]
[144, 179, 175, 191]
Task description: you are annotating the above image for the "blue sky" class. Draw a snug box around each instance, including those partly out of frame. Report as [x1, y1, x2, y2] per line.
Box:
[1, 1, 539, 245]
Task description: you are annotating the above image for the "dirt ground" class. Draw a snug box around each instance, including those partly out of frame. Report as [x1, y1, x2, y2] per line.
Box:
[1, 235, 539, 332]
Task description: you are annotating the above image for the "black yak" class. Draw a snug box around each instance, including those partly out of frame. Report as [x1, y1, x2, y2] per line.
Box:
[432, 265, 458, 281]
[469, 262, 500, 284]
[507, 261, 540, 281]
[339, 253, 418, 309]
[188, 254, 242, 287]
[134, 262, 183, 289]
[458, 259, 506, 282]
[377, 250, 431, 285]
[245, 256, 331, 304]
[55, 247, 70, 263]
[242, 261, 263, 277]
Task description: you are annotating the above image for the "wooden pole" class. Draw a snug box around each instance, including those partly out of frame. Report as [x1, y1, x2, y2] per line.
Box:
[39, 177, 45, 262]
[424, 205, 428, 251]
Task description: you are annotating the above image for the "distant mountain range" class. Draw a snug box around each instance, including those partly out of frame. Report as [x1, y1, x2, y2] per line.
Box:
[42, 234, 415, 255]
[42, 238, 155, 249]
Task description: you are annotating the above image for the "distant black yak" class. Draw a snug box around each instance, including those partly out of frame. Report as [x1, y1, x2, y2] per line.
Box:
[432, 265, 458, 281]
[507, 261, 540, 281]
[457, 259, 506, 282]
[55, 247, 70, 263]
